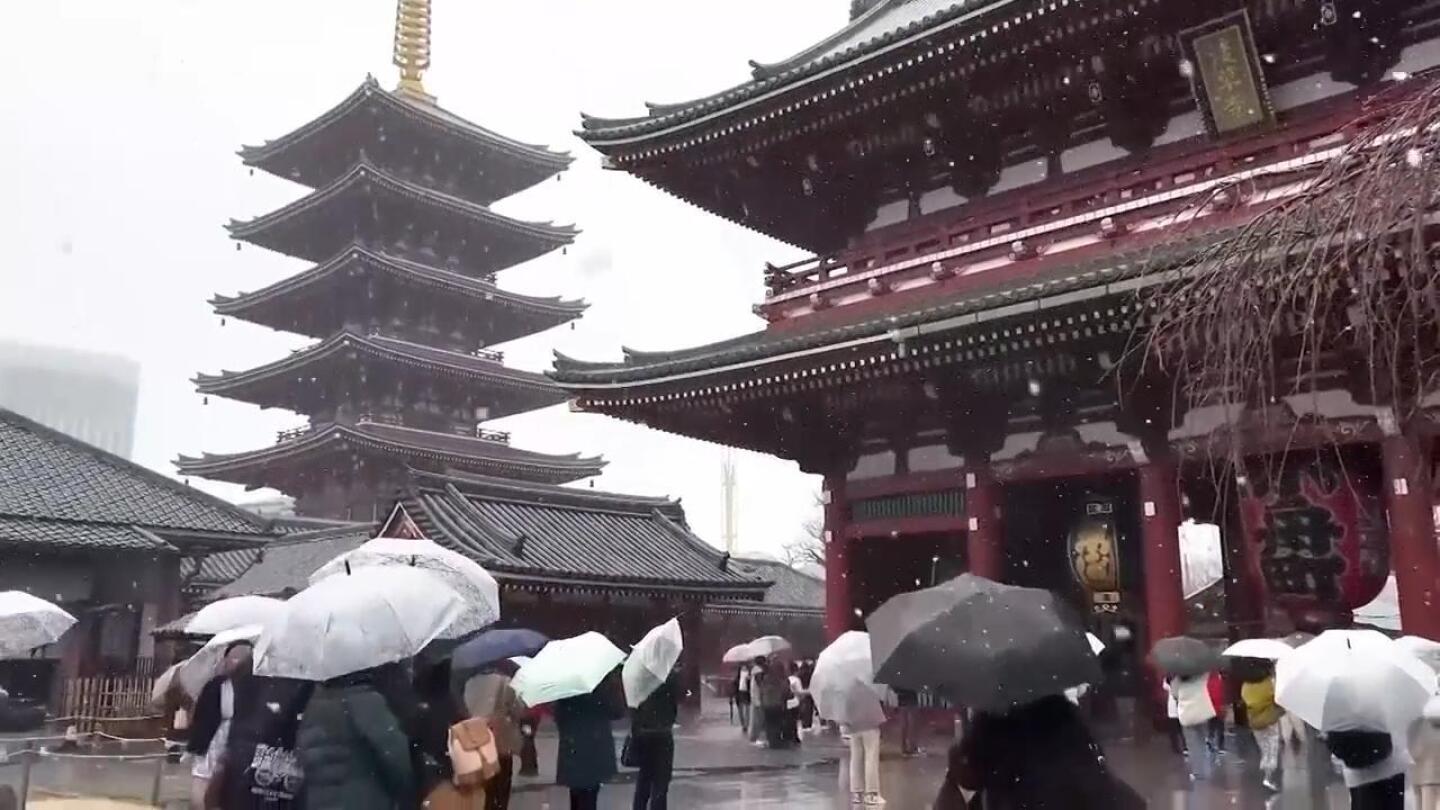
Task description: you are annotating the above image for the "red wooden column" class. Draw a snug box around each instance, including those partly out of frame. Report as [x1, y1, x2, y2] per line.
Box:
[823, 474, 854, 641]
[965, 465, 1005, 581]
[1138, 460, 1187, 644]
[1382, 433, 1440, 639]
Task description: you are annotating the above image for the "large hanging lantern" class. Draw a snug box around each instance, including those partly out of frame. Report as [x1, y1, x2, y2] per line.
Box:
[1240, 449, 1389, 616]
[1069, 496, 1122, 614]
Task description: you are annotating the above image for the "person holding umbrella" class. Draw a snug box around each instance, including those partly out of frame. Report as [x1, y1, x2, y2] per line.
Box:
[461, 661, 525, 810]
[1152, 636, 1221, 781]
[622, 619, 684, 810]
[864, 575, 1141, 809]
[511, 632, 626, 810]
[1238, 659, 1284, 792]
[297, 665, 415, 810]
[188, 639, 258, 810]
[809, 631, 887, 807]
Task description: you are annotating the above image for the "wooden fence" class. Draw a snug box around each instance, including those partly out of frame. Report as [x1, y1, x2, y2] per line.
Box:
[59, 674, 159, 734]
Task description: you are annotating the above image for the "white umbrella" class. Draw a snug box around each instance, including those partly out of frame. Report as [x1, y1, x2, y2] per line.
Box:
[511, 631, 624, 707]
[310, 536, 500, 637]
[747, 635, 791, 658]
[810, 631, 887, 728]
[1277, 629, 1438, 734]
[151, 662, 183, 706]
[1223, 638, 1295, 660]
[0, 591, 76, 657]
[178, 625, 262, 697]
[185, 596, 285, 636]
[254, 567, 464, 682]
[722, 643, 753, 664]
[623, 618, 684, 708]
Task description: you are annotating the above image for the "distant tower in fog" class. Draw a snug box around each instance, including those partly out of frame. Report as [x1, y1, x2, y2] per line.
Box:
[721, 453, 738, 554]
[0, 341, 139, 458]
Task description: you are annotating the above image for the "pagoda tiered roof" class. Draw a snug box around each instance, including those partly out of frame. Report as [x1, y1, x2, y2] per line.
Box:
[228, 163, 577, 276]
[196, 331, 567, 418]
[241, 77, 572, 205]
[211, 246, 586, 343]
[175, 420, 604, 488]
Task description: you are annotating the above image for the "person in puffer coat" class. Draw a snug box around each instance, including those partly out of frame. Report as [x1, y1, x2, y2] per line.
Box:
[297, 668, 414, 810]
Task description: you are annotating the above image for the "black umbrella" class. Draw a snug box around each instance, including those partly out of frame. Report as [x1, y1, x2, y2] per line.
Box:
[450, 628, 550, 679]
[867, 574, 1100, 712]
[1151, 636, 1220, 678]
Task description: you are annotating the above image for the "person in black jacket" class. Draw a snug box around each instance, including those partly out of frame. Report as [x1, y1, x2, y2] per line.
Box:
[629, 670, 678, 810]
[1325, 729, 1408, 810]
[188, 642, 258, 810]
[221, 676, 314, 810]
[933, 695, 1146, 810]
[554, 675, 621, 810]
[411, 658, 463, 805]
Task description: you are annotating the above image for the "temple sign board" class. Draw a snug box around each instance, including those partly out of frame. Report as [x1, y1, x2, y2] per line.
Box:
[1182, 11, 1276, 139]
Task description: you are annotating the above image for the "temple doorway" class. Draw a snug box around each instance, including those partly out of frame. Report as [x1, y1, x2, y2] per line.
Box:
[849, 531, 967, 621]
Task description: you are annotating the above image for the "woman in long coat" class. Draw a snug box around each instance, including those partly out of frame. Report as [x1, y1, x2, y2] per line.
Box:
[553, 683, 619, 810]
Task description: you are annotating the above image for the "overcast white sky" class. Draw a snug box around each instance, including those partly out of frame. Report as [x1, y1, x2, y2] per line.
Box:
[1, 0, 848, 559]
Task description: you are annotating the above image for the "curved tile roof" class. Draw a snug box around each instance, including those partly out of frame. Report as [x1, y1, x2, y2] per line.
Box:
[210, 246, 586, 333]
[175, 421, 605, 486]
[578, 0, 1002, 143]
[240, 77, 571, 202]
[0, 408, 269, 542]
[391, 470, 768, 596]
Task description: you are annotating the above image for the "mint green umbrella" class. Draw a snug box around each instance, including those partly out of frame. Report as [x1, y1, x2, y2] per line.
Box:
[511, 631, 624, 706]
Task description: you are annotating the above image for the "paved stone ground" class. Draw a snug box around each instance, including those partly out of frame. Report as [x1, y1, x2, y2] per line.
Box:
[0, 708, 1359, 809]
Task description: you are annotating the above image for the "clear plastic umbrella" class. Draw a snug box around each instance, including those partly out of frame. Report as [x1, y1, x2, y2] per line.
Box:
[511, 631, 624, 707]
[746, 635, 791, 658]
[810, 630, 886, 729]
[178, 625, 262, 697]
[185, 596, 285, 636]
[722, 643, 753, 664]
[255, 567, 465, 681]
[310, 536, 500, 637]
[1222, 638, 1295, 661]
[0, 591, 76, 657]
[1277, 629, 1437, 734]
[623, 618, 683, 708]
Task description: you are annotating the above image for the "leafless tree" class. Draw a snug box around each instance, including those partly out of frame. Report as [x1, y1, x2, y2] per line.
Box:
[1126, 76, 1440, 487]
[783, 490, 826, 568]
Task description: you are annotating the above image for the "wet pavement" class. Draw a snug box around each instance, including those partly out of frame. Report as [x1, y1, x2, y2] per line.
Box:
[0, 714, 1359, 809]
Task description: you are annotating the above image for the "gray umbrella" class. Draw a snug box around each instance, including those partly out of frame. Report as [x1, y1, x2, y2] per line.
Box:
[867, 574, 1100, 712]
[1151, 636, 1221, 678]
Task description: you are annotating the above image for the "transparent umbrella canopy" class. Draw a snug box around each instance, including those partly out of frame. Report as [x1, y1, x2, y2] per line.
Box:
[255, 566, 465, 682]
[622, 617, 683, 708]
[0, 591, 76, 658]
[310, 536, 500, 638]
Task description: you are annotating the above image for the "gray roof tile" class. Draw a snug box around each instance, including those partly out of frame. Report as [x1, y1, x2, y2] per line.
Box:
[210, 525, 372, 599]
[0, 408, 270, 540]
[395, 471, 769, 597]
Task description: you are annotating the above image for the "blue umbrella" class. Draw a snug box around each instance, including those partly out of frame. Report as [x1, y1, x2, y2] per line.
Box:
[451, 628, 549, 677]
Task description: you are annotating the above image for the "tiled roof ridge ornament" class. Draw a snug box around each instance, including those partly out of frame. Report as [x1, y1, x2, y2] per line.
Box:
[393, 0, 435, 104]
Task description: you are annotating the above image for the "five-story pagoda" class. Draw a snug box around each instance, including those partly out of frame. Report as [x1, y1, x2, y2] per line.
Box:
[179, 1, 603, 520]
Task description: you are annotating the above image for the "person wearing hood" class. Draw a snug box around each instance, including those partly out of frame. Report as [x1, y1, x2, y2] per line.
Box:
[1411, 695, 1440, 810]
[296, 666, 414, 810]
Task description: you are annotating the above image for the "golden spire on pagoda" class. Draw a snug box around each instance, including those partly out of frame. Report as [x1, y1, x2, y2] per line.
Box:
[392, 0, 436, 103]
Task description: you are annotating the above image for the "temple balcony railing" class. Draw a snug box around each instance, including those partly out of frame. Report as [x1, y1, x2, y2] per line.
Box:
[474, 427, 511, 444]
[275, 425, 311, 444]
[471, 347, 504, 363]
[756, 110, 1365, 316]
[354, 411, 511, 445]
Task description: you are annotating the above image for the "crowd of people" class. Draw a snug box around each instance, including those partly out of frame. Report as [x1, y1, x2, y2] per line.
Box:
[173, 639, 683, 810]
[731, 656, 815, 749]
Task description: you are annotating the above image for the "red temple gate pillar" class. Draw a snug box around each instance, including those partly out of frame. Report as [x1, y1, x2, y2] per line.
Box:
[965, 466, 1005, 580]
[1138, 460, 1187, 645]
[1382, 433, 1440, 639]
[823, 474, 854, 641]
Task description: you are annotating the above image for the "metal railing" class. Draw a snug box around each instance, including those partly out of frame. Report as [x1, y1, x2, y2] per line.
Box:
[474, 427, 510, 444]
[0, 730, 184, 810]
